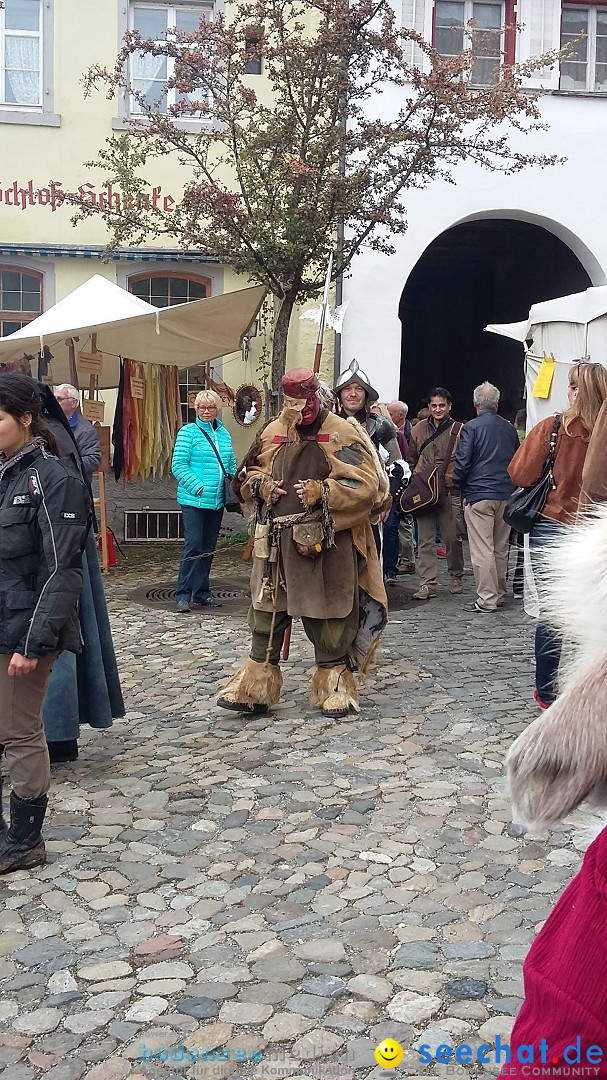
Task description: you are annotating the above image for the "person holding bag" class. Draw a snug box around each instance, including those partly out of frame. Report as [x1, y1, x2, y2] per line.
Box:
[508, 361, 607, 708]
[171, 389, 237, 612]
[405, 387, 464, 600]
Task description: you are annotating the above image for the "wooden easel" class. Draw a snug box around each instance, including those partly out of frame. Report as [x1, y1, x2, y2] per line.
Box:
[94, 470, 109, 573]
[88, 334, 109, 573]
[70, 333, 110, 573]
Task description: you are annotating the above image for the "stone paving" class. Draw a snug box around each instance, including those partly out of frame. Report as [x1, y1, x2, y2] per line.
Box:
[0, 548, 585, 1080]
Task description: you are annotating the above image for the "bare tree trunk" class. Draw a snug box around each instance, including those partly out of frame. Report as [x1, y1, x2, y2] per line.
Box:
[270, 289, 297, 413]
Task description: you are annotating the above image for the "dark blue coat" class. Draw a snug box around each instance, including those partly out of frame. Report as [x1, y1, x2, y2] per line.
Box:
[453, 410, 520, 504]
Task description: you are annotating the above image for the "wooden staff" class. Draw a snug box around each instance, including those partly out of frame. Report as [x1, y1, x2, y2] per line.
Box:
[282, 254, 334, 661]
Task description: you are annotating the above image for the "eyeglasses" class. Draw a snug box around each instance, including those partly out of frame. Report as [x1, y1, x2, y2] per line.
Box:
[198, 405, 218, 411]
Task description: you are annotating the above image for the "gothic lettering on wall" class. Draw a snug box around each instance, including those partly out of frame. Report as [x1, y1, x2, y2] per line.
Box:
[0, 180, 177, 213]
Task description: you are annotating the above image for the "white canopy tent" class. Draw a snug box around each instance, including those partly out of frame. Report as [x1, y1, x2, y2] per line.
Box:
[485, 285, 607, 429]
[0, 274, 266, 389]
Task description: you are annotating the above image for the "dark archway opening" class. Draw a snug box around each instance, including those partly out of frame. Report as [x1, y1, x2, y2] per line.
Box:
[399, 219, 592, 421]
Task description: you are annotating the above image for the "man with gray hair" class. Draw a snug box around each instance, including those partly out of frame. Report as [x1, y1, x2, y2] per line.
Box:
[54, 384, 102, 481]
[388, 400, 411, 448]
[453, 381, 520, 613]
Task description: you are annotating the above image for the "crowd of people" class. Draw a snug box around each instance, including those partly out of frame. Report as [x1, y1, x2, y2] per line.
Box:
[2, 354, 607, 1075]
[169, 358, 607, 721]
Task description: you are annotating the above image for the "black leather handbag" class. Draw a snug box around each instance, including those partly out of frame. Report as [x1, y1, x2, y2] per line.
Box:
[504, 414, 560, 534]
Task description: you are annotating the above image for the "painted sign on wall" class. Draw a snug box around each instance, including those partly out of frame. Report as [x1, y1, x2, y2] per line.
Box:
[0, 180, 177, 213]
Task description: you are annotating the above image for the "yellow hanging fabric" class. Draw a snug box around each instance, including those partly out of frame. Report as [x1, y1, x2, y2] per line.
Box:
[532, 354, 556, 399]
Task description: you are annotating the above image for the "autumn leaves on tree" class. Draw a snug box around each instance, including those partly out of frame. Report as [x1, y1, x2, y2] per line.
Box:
[75, 0, 560, 390]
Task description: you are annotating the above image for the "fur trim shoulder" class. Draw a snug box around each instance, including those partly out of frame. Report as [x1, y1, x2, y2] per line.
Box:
[343, 417, 390, 505]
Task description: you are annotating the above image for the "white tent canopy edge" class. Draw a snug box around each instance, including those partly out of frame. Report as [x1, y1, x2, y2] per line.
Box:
[485, 284, 607, 429]
[0, 274, 267, 390]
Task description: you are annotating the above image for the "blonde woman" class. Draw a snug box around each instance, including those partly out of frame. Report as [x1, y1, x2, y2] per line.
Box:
[171, 390, 236, 612]
[509, 362, 607, 707]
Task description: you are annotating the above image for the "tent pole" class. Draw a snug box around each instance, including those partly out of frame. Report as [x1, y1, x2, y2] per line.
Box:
[88, 331, 109, 574]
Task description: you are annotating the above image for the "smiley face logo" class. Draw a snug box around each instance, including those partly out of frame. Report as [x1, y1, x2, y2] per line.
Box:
[375, 1039, 404, 1068]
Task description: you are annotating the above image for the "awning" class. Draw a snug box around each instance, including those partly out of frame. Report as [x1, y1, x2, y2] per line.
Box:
[0, 274, 266, 388]
[0, 242, 217, 263]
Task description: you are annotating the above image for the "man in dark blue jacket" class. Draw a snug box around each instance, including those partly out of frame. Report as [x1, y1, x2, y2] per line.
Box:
[453, 382, 520, 613]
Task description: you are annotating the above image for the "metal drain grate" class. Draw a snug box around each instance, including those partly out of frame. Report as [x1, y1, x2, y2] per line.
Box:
[131, 579, 250, 614]
[145, 586, 242, 603]
[132, 580, 415, 613]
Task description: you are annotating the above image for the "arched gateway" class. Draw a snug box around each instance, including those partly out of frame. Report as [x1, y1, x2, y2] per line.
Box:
[399, 217, 595, 421]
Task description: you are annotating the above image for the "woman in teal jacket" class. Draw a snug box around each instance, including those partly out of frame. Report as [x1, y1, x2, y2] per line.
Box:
[171, 389, 236, 611]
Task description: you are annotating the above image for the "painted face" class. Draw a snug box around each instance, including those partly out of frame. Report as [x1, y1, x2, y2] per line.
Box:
[0, 408, 31, 457]
[340, 384, 367, 414]
[301, 391, 320, 425]
[280, 393, 320, 427]
[428, 396, 450, 422]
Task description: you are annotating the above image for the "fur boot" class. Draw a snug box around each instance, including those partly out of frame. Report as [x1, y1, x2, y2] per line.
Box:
[310, 665, 359, 718]
[217, 659, 282, 714]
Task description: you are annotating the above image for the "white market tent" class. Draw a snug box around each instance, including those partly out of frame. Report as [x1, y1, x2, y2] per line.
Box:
[0, 274, 266, 389]
[485, 285, 607, 429]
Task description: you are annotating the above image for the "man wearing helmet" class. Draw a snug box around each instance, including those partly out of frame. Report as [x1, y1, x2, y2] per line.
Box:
[334, 360, 400, 463]
[334, 361, 408, 574]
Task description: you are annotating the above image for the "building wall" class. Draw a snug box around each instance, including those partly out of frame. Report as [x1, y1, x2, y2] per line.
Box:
[341, 0, 607, 401]
[0, 0, 330, 538]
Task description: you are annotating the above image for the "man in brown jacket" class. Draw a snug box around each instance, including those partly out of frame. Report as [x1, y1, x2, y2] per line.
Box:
[407, 387, 464, 599]
[217, 368, 389, 720]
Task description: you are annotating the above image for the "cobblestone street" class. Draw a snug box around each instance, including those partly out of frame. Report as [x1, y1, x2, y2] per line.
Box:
[0, 548, 584, 1080]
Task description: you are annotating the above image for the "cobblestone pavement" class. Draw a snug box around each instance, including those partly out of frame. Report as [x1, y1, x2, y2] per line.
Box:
[0, 549, 584, 1080]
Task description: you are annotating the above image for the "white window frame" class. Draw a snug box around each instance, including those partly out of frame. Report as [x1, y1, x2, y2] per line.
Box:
[434, 0, 505, 86]
[560, 5, 607, 92]
[129, 1, 214, 119]
[0, 0, 58, 126]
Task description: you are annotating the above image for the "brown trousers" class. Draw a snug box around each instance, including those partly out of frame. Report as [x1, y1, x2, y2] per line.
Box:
[0, 653, 55, 799]
[464, 499, 511, 611]
[416, 495, 464, 587]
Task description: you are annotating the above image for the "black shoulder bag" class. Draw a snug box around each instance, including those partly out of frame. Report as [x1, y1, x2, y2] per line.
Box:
[503, 413, 560, 534]
[197, 428, 241, 514]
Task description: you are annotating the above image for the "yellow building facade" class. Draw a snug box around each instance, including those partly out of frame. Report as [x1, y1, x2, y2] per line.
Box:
[0, 0, 329, 472]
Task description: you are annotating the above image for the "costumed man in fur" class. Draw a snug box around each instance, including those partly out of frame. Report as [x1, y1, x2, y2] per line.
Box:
[502, 503, 607, 1078]
[217, 367, 389, 719]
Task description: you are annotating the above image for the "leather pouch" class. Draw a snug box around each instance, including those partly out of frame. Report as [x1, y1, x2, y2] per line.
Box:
[292, 520, 324, 558]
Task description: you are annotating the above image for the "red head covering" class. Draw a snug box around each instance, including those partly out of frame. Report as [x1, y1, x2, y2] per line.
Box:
[282, 368, 320, 399]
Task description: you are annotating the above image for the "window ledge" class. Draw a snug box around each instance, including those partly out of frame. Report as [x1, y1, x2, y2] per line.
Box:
[0, 109, 61, 127]
[112, 115, 215, 133]
[552, 89, 607, 98]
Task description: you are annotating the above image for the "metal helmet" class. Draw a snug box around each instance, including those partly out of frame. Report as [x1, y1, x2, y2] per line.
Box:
[333, 359, 379, 404]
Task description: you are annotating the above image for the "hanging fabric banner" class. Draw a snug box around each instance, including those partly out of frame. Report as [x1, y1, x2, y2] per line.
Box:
[112, 358, 182, 483]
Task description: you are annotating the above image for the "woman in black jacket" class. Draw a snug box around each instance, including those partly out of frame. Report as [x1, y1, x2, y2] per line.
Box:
[0, 374, 90, 873]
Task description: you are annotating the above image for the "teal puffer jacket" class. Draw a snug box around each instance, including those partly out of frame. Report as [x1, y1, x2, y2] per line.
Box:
[171, 419, 237, 511]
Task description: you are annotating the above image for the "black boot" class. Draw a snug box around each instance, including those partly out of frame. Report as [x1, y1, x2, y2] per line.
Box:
[47, 739, 79, 763]
[0, 777, 6, 838]
[0, 792, 47, 874]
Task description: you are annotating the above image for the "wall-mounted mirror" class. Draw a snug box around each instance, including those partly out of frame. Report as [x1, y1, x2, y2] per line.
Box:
[234, 384, 262, 427]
